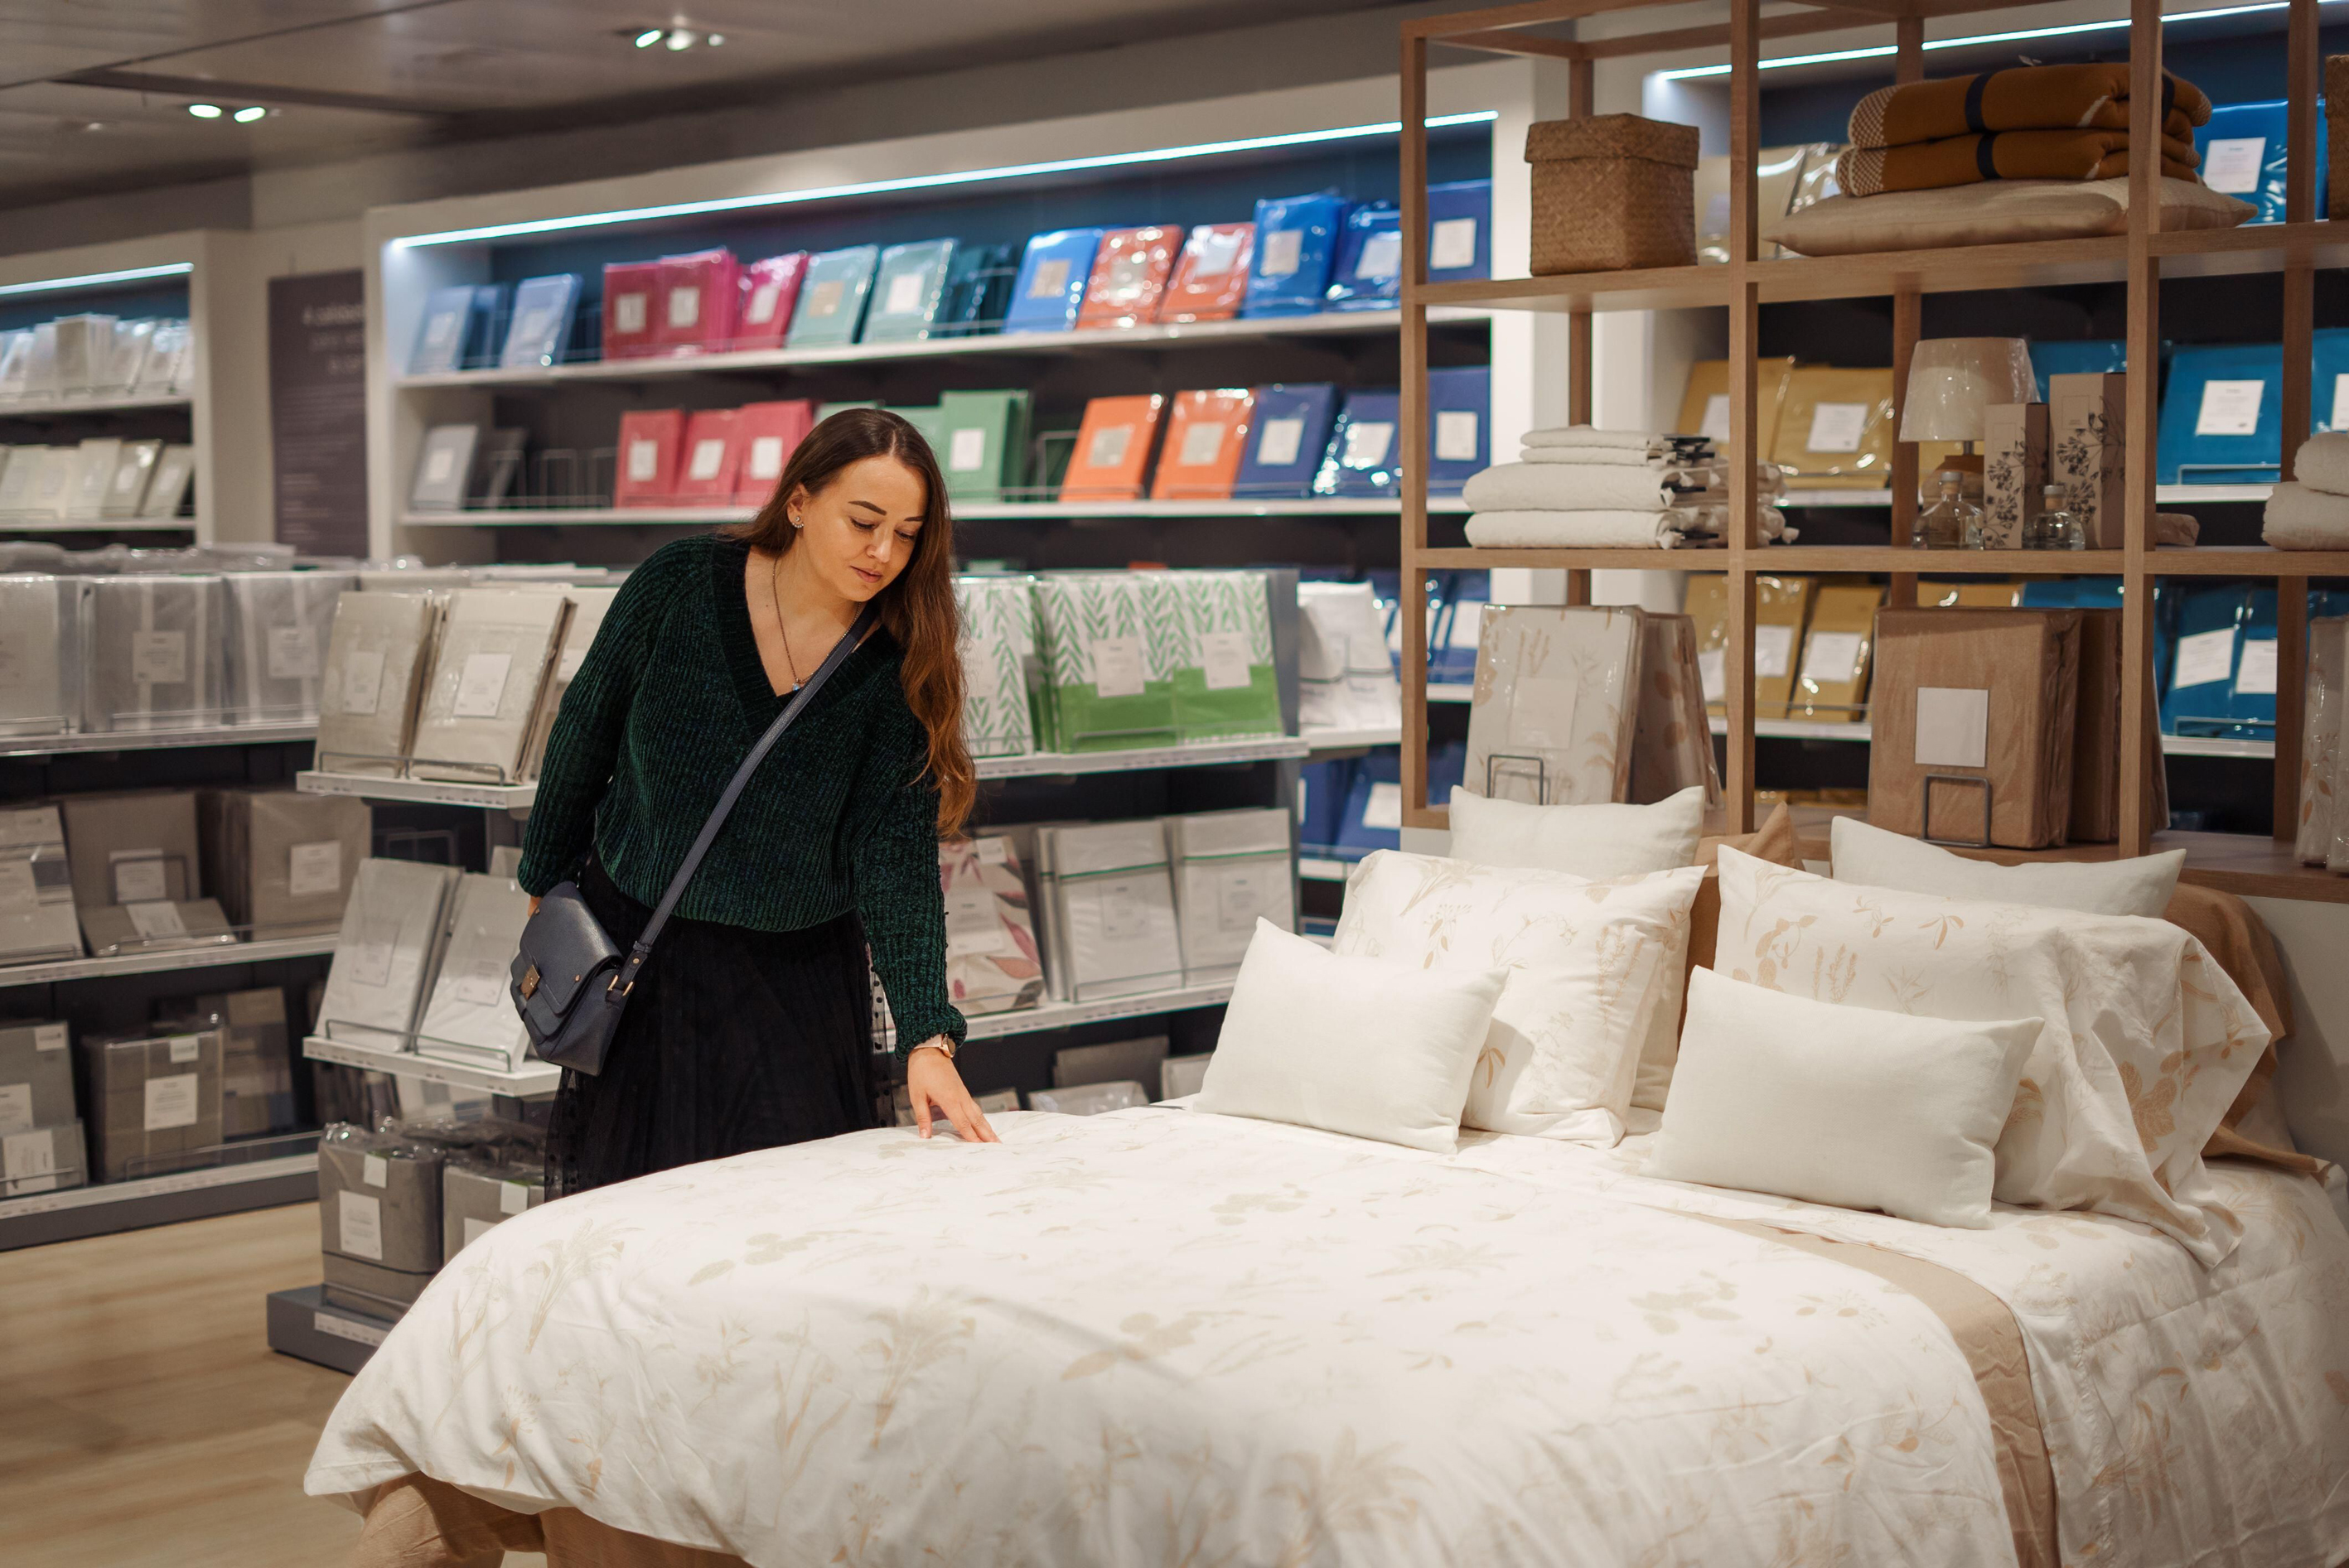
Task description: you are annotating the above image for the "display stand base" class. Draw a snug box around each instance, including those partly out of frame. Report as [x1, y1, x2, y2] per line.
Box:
[267, 1284, 393, 1374]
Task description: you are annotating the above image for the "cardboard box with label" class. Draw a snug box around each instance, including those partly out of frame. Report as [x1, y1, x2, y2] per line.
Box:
[1165, 808, 1295, 984]
[0, 805, 82, 964]
[1980, 403, 2050, 549]
[318, 1125, 443, 1315]
[60, 789, 203, 916]
[0, 1018, 76, 1135]
[200, 788, 371, 938]
[1789, 583, 1881, 723]
[1868, 608, 2082, 848]
[191, 988, 296, 1139]
[1770, 367, 1895, 490]
[442, 1160, 544, 1261]
[2050, 373, 2127, 548]
[79, 1026, 224, 1182]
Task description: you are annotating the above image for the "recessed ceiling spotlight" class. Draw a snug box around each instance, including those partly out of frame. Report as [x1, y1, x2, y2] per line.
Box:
[706, 33, 723, 46]
[233, 106, 268, 123]
[664, 27, 694, 50]
[186, 103, 223, 118]
[633, 27, 663, 46]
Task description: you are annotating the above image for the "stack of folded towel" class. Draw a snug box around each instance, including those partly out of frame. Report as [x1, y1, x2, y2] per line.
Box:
[1835, 64, 2211, 197]
[1463, 426, 1792, 549]
[2266, 434, 2349, 549]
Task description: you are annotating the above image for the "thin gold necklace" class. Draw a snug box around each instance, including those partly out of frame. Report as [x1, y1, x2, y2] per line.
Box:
[769, 550, 802, 690]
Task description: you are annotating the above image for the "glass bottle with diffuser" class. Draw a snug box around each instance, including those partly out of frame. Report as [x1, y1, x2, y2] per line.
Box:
[2025, 485, 2085, 550]
[1913, 468, 1985, 549]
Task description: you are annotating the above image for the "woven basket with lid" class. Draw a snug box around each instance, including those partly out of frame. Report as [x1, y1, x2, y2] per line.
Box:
[1525, 114, 1702, 274]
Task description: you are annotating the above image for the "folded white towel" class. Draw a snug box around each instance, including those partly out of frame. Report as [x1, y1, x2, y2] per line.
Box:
[1519, 446, 1677, 467]
[2264, 480, 2349, 548]
[1466, 509, 1685, 548]
[1520, 426, 1673, 452]
[1464, 463, 1675, 512]
[2293, 433, 2349, 499]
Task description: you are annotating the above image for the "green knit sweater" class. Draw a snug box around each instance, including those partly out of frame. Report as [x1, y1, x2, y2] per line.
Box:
[517, 535, 962, 1050]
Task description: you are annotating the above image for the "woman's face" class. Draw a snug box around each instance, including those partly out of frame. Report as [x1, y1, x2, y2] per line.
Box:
[787, 453, 928, 602]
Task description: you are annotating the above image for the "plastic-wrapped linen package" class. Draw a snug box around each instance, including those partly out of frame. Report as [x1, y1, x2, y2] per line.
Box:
[1029, 1081, 1150, 1116]
[224, 570, 358, 725]
[940, 835, 1045, 1016]
[1297, 581, 1399, 735]
[79, 573, 227, 732]
[408, 590, 572, 784]
[0, 805, 82, 963]
[415, 873, 534, 1069]
[2302, 616, 2347, 865]
[953, 575, 1039, 758]
[1166, 808, 1294, 983]
[1032, 572, 1179, 752]
[317, 858, 459, 1050]
[1242, 191, 1346, 317]
[1627, 611, 1723, 808]
[316, 590, 442, 774]
[1036, 819, 1182, 1001]
[1164, 569, 1284, 742]
[0, 573, 80, 736]
[1465, 604, 1646, 805]
[1075, 226, 1181, 330]
[520, 586, 619, 779]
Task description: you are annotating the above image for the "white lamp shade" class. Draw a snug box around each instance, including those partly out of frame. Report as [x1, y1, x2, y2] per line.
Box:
[1898, 337, 2037, 442]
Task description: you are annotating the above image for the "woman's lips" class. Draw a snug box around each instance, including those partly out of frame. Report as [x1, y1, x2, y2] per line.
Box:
[851, 566, 882, 585]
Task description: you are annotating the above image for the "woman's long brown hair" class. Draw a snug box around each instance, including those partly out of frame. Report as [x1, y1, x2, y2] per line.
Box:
[727, 408, 974, 837]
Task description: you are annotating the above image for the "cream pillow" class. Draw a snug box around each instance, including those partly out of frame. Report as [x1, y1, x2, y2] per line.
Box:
[1448, 784, 1705, 880]
[1195, 919, 1504, 1153]
[1713, 847, 2269, 1264]
[1649, 967, 2040, 1228]
[1766, 176, 2252, 258]
[1335, 850, 1701, 1143]
[1829, 815, 2183, 918]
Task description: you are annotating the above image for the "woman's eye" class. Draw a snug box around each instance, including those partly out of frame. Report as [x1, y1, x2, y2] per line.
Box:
[897, 531, 920, 543]
[852, 519, 877, 533]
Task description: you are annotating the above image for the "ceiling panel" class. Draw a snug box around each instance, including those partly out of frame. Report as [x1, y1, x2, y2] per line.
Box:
[0, 1, 421, 89]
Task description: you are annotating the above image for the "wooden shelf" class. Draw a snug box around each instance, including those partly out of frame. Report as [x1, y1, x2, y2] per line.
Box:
[1945, 832, 2349, 905]
[2150, 548, 2349, 577]
[404, 498, 1467, 528]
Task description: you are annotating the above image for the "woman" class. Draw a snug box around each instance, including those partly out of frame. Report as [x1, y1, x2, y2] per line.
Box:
[516, 408, 999, 1197]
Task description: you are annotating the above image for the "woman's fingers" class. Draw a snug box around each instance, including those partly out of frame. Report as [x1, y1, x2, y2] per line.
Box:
[958, 1093, 1001, 1143]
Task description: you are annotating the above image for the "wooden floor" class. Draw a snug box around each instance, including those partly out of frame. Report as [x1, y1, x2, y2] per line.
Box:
[0, 1201, 544, 1568]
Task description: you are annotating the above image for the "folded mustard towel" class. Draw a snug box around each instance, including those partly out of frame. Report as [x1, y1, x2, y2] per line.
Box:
[1836, 129, 2199, 198]
[1848, 65, 2211, 149]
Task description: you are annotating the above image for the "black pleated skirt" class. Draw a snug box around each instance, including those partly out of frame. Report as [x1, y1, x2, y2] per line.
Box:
[544, 858, 879, 1199]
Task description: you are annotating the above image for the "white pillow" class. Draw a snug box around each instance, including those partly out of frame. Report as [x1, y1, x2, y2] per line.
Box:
[1335, 851, 1701, 1143]
[1713, 846, 2270, 1264]
[1648, 967, 2039, 1228]
[1196, 919, 1504, 1153]
[1829, 815, 2183, 918]
[1448, 785, 1704, 880]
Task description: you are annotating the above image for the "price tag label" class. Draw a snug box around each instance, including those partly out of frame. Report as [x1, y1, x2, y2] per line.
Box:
[1085, 424, 1133, 469]
[1253, 417, 1303, 468]
[687, 438, 727, 481]
[949, 427, 988, 473]
[1344, 422, 1395, 469]
[143, 1073, 199, 1132]
[499, 1180, 531, 1216]
[2202, 137, 2266, 195]
[1097, 879, 1149, 940]
[0, 1083, 31, 1136]
[667, 285, 700, 329]
[362, 1154, 389, 1188]
[1429, 216, 1479, 271]
[1089, 635, 1145, 698]
[1508, 675, 1579, 750]
[1178, 420, 1227, 468]
[1435, 411, 1480, 462]
[111, 852, 169, 905]
[1354, 230, 1401, 281]
[288, 841, 343, 899]
[424, 446, 456, 484]
[1805, 402, 1869, 454]
[1362, 781, 1404, 830]
[1914, 687, 1991, 768]
[1752, 624, 1796, 679]
[1200, 630, 1253, 691]
[1027, 258, 1071, 300]
[167, 1034, 201, 1064]
[127, 900, 186, 940]
[884, 270, 926, 315]
[2173, 627, 2236, 689]
[338, 649, 385, 716]
[1216, 865, 1270, 930]
[1190, 229, 1245, 277]
[613, 292, 647, 334]
[267, 625, 319, 680]
[131, 630, 186, 685]
[626, 438, 660, 482]
[338, 1189, 383, 1260]
[1697, 647, 1726, 702]
[452, 651, 512, 718]
[944, 885, 1012, 958]
[2, 1127, 56, 1183]
[2234, 638, 2279, 696]
[1259, 229, 1303, 278]
[747, 282, 782, 324]
[1799, 630, 1864, 685]
[747, 436, 785, 480]
[2195, 379, 2264, 437]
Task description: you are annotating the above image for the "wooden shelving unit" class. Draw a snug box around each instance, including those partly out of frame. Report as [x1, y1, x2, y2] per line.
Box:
[1399, 0, 2346, 905]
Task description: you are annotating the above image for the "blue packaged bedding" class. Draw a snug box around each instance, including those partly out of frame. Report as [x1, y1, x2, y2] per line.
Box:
[1003, 229, 1104, 335]
[2195, 100, 2327, 226]
[1325, 205, 1402, 311]
[1235, 384, 1338, 498]
[1313, 389, 1403, 496]
[499, 274, 582, 369]
[1243, 191, 1346, 318]
[1426, 180, 1492, 283]
[1426, 365, 1491, 494]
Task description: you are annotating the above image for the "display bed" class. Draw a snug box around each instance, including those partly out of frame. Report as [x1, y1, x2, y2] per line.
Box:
[309, 1105, 2348, 1567]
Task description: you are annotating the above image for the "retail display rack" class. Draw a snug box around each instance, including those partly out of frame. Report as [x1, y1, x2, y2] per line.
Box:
[1397, 0, 2349, 906]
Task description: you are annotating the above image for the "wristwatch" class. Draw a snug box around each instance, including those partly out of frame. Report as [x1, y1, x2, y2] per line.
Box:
[913, 1036, 957, 1062]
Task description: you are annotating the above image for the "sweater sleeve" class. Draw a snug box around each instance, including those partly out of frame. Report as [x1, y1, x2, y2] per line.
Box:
[851, 713, 964, 1053]
[515, 544, 688, 897]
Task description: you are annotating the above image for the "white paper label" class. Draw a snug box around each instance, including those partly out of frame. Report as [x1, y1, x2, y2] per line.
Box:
[626, 437, 660, 482]
[806, 279, 844, 316]
[462, 1216, 495, 1250]
[1805, 402, 1869, 453]
[511, 306, 552, 349]
[2332, 374, 2349, 432]
[1098, 880, 1149, 941]
[0, 861, 34, 912]
[748, 435, 786, 480]
[288, 841, 342, 899]
[614, 293, 647, 333]
[1191, 229, 1244, 277]
[33, 1023, 64, 1053]
[1082, 423, 1133, 470]
[452, 651, 512, 718]
[1508, 675, 1580, 750]
[2234, 637, 2279, 696]
[949, 427, 988, 473]
[2173, 627, 2237, 688]
[422, 311, 459, 350]
[499, 1180, 530, 1216]
[338, 1189, 383, 1260]
[0, 1084, 30, 1135]
[1914, 686, 1991, 768]
[1698, 646, 1726, 702]
[111, 854, 168, 904]
[945, 884, 1011, 957]
[1179, 420, 1227, 467]
[126, 900, 186, 940]
[448, 959, 505, 1008]
[1362, 781, 1404, 830]
[687, 437, 727, 481]
[3, 1126, 55, 1182]
[132, 630, 186, 686]
[1344, 422, 1395, 469]
[423, 447, 455, 485]
[114, 461, 144, 495]
[2202, 136, 2266, 195]
[2196, 379, 2264, 437]
[1260, 228, 1303, 278]
[884, 270, 926, 315]
[1027, 258, 1071, 300]
[667, 285, 700, 329]
[747, 282, 782, 324]
[267, 625, 319, 681]
[348, 920, 398, 988]
[144, 1073, 198, 1131]
[1200, 630, 1253, 690]
[558, 644, 587, 682]
[1429, 216, 1478, 271]
[1753, 623, 1796, 679]
[1354, 230, 1402, 281]
[1254, 417, 1303, 468]
[959, 639, 999, 701]
[339, 649, 384, 716]
[167, 1034, 201, 1064]
[1215, 865, 1271, 930]
[1090, 635, 1146, 698]
[314, 1310, 387, 1348]
[362, 1153, 389, 1187]
[1434, 411, 1480, 463]
[1799, 630, 1864, 685]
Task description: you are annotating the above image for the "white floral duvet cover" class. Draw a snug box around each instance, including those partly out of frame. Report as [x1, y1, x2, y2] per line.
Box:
[307, 1107, 2349, 1568]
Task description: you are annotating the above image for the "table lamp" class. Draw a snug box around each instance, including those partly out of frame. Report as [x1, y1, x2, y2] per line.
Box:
[1899, 337, 2036, 494]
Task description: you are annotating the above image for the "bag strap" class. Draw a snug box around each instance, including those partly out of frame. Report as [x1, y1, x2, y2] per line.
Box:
[607, 601, 879, 998]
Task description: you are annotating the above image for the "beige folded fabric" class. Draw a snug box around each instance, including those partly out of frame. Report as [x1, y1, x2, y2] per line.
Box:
[1849, 65, 2211, 149]
[1768, 177, 2251, 258]
[1465, 463, 1676, 512]
[1835, 129, 2199, 199]
[2264, 480, 2349, 548]
[1467, 510, 1685, 548]
[2292, 432, 2349, 497]
[1519, 446, 1678, 467]
[1521, 427, 1674, 452]
[2156, 511, 2199, 547]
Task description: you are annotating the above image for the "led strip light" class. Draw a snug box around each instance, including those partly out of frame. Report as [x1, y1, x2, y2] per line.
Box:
[0, 262, 193, 298]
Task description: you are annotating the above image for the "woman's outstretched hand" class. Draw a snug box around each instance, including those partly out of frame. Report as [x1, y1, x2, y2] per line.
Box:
[906, 1042, 1000, 1143]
